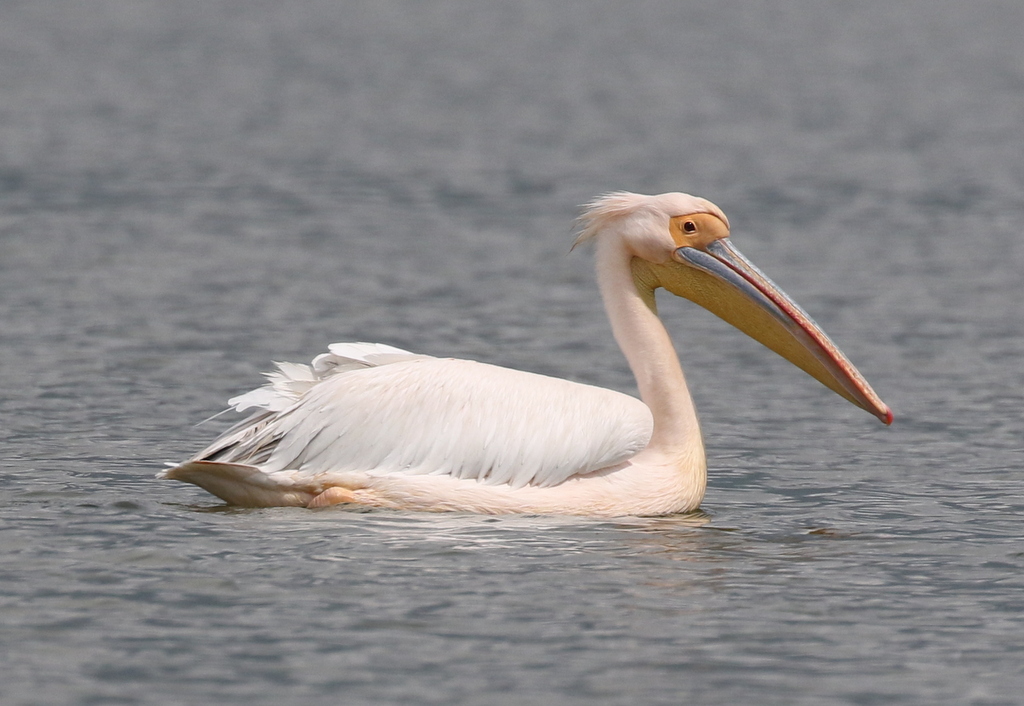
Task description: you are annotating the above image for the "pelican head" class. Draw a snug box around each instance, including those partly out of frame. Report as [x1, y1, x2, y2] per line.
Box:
[577, 191, 892, 424]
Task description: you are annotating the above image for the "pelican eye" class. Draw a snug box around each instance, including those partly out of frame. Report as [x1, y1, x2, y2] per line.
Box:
[683, 221, 697, 234]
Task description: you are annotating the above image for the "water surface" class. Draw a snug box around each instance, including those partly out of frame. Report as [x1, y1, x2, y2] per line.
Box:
[2, 1, 1023, 704]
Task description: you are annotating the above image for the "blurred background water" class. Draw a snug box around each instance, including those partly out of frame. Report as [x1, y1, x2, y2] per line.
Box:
[1, 1, 1023, 704]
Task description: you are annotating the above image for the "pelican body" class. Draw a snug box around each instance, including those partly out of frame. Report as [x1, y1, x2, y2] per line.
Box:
[161, 192, 890, 515]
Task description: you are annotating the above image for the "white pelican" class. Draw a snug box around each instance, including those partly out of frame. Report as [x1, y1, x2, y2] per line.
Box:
[160, 192, 891, 515]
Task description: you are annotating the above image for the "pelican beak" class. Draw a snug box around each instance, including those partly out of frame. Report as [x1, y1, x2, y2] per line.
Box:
[657, 238, 892, 424]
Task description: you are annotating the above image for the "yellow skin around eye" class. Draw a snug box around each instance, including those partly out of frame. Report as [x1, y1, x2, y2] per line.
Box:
[669, 213, 731, 250]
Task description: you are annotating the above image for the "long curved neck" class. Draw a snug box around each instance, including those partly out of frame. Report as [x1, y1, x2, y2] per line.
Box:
[595, 237, 704, 456]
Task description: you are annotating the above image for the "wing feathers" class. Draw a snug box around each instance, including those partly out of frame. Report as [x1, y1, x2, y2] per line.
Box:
[190, 345, 653, 489]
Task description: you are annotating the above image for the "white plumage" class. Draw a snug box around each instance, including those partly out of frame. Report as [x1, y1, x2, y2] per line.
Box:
[161, 191, 890, 515]
[199, 343, 652, 489]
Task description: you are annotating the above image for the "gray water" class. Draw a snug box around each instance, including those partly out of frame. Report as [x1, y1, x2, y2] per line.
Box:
[2, 1, 1023, 704]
